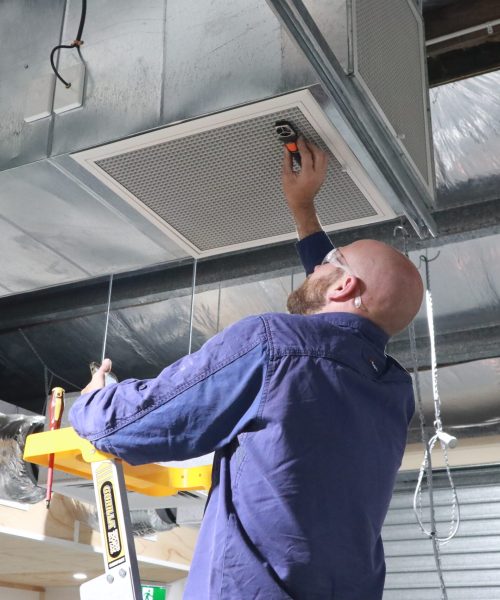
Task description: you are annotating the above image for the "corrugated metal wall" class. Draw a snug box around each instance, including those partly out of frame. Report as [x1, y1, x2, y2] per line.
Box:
[383, 467, 500, 599]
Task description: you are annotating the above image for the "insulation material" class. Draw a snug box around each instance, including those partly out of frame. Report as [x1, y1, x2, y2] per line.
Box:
[430, 71, 500, 199]
[0, 413, 45, 503]
[35, 492, 179, 536]
[81, 505, 178, 537]
[408, 357, 500, 441]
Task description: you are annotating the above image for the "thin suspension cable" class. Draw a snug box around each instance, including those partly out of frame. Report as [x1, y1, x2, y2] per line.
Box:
[423, 256, 444, 431]
[393, 226, 452, 599]
[408, 320, 427, 439]
[216, 281, 222, 333]
[413, 253, 460, 598]
[188, 259, 198, 354]
[414, 256, 460, 542]
[101, 274, 114, 363]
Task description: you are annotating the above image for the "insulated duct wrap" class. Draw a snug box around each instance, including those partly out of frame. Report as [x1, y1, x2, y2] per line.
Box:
[82, 506, 178, 537]
[41, 495, 179, 537]
[0, 412, 45, 503]
[430, 71, 500, 201]
[407, 356, 500, 442]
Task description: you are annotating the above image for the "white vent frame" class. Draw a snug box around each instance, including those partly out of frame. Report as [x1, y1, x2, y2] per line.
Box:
[351, 0, 435, 196]
[72, 89, 396, 258]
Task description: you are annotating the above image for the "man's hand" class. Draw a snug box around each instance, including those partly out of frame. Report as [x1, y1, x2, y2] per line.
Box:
[81, 358, 112, 394]
[282, 137, 328, 239]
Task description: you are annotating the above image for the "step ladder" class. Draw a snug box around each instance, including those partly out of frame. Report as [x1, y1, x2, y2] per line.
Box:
[24, 427, 212, 599]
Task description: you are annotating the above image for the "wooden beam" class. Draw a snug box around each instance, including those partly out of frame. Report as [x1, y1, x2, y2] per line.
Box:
[0, 580, 44, 592]
[427, 38, 500, 86]
[423, 0, 500, 85]
[427, 25, 500, 57]
[424, 0, 500, 41]
[401, 435, 500, 471]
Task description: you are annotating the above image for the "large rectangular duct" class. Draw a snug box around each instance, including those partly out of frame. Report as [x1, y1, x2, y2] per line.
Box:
[72, 89, 397, 258]
[269, 0, 436, 236]
[351, 0, 434, 193]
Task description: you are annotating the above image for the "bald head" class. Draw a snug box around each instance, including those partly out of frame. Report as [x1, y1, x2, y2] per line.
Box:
[287, 239, 424, 336]
[341, 240, 423, 335]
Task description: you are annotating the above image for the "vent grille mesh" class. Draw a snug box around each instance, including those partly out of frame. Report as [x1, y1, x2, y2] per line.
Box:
[355, 0, 430, 186]
[96, 108, 376, 253]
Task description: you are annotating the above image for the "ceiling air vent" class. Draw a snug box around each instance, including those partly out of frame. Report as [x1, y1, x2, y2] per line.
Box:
[72, 89, 396, 258]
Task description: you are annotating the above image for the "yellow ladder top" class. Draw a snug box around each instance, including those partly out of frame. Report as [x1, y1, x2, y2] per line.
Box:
[24, 427, 212, 496]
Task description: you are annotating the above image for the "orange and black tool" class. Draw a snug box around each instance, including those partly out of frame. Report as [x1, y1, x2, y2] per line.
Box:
[275, 120, 301, 167]
[45, 386, 65, 509]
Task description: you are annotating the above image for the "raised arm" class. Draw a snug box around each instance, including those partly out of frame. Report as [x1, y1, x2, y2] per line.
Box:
[282, 137, 335, 275]
[69, 316, 268, 465]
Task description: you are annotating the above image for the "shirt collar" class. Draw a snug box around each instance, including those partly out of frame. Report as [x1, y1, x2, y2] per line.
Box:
[315, 312, 390, 349]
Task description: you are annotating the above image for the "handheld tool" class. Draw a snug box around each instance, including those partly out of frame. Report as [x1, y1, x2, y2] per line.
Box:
[275, 119, 301, 167]
[45, 387, 65, 509]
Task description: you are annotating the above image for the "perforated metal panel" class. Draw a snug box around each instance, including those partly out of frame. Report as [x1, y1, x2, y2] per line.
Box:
[72, 90, 396, 257]
[353, 0, 433, 191]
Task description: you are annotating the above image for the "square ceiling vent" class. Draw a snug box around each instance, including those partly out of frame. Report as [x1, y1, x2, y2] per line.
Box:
[72, 89, 396, 258]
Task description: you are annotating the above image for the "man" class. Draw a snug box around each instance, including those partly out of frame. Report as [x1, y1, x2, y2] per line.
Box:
[70, 139, 423, 599]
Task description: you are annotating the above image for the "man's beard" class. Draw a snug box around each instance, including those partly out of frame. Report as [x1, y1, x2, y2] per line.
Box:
[287, 269, 342, 315]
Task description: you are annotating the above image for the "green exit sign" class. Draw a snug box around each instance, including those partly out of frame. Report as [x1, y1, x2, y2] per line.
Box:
[141, 584, 168, 600]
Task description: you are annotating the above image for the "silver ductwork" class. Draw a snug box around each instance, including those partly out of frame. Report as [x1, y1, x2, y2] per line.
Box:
[0, 411, 45, 503]
[1, 0, 435, 249]
[69, 0, 436, 253]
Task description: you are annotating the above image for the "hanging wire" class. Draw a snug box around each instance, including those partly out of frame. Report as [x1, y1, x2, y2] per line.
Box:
[393, 226, 428, 440]
[101, 274, 114, 363]
[414, 254, 460, 544]
[215, 281, 222, 334]
[393, 226, 458, 599]
[187, 260, 198, 354]
[50, 0, 87, 88]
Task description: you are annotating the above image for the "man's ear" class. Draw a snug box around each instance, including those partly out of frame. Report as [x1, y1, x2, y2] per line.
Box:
[326, 274, 359, 303]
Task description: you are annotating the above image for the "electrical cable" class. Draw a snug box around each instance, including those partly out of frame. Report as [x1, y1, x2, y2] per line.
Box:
[50, 0, 87, 88]
[393, 227, 459, 600]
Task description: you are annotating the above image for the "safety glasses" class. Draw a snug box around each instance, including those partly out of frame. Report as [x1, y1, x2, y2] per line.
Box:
[321, 248, 363, 309]
[321, 248, 355, 275]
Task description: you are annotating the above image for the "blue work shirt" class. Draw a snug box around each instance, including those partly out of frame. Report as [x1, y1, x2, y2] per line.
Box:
[69, 232, 415, 599]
